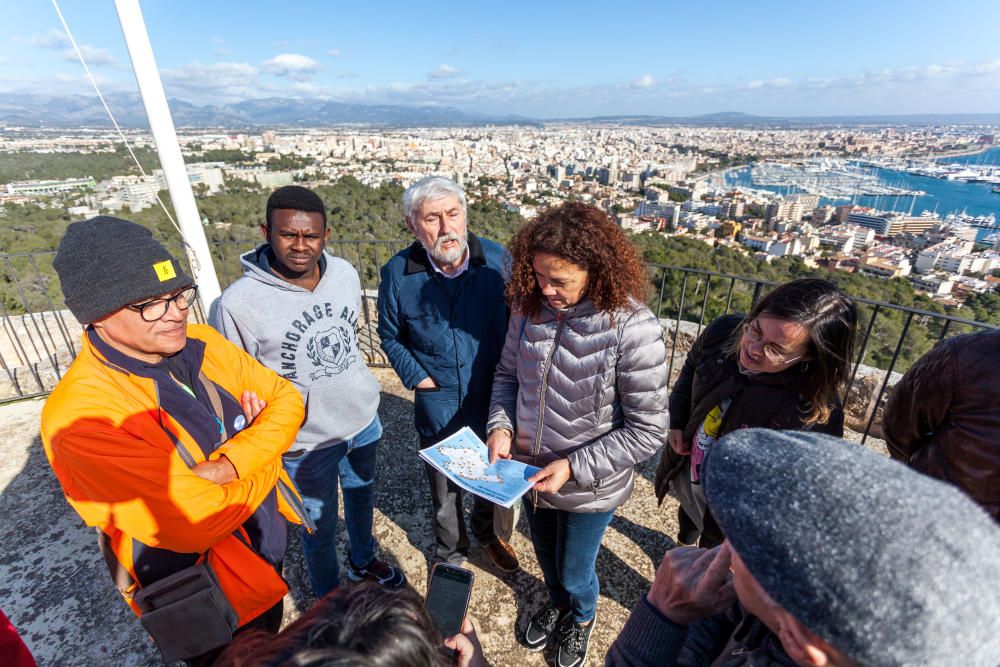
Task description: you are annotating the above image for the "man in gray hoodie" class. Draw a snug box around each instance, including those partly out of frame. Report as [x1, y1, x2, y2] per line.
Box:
[212, 185, 406, 596]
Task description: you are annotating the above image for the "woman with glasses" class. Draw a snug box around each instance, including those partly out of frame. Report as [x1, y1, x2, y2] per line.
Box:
[654, 278, 858, 548]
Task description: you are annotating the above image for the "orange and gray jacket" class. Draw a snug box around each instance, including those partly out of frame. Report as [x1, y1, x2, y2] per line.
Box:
[41, 323, 310, 627]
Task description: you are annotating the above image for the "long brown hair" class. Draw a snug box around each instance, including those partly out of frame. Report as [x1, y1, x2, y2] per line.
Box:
[506, 202, 648, 317]
[726, 278, 857, 426]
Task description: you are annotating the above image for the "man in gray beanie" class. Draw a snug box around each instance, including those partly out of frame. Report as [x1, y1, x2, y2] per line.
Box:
[40, 216, 313, 663]
[607, 429, 1000, 666]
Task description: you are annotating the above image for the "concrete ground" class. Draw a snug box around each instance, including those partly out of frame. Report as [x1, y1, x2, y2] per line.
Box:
[0, 368, 684, 666]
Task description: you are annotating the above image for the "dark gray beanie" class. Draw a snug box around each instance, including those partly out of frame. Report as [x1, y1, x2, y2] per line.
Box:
[53, 216, 193, 324]
[703, 429, 1000, 667]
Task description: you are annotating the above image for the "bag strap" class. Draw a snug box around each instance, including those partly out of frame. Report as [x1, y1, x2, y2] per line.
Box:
[197, 370, 230, 441]
[97, 529, 138, 598]
[100, 378, 256, 596]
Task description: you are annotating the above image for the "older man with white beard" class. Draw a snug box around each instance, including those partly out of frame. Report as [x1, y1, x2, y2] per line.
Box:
[377, 176, 520, 571]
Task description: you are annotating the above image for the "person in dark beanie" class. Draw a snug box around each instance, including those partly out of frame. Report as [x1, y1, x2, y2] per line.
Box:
[41, 216, 313, 664]
[608, 429, 1000, 667]
[213, 185, 406, 596]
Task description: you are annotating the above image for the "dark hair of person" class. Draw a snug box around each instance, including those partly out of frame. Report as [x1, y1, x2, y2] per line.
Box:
[266, 185, 327, 229]
[216, 583, 447, 667]
[726, 278, 858, 426]
[506, 202, 648, 318]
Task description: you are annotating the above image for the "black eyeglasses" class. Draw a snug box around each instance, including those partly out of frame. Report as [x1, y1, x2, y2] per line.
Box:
[126, 285, 198, 322]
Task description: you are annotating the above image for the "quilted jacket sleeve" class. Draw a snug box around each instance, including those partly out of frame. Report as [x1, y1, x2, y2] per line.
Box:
[569, 307, 669, 487]
[487, 312, 524, 435]
[883, 337, 956, 463]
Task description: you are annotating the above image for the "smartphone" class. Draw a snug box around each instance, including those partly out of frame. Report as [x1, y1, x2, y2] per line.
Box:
[425, 562, 474, 642]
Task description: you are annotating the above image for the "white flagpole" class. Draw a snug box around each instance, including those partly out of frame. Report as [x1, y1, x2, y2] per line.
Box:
[112, 0, 222, 310]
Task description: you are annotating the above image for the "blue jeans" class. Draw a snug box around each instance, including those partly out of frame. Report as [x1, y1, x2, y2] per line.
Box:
[282, 416, 382, 596]
[523, 499, 615, 623]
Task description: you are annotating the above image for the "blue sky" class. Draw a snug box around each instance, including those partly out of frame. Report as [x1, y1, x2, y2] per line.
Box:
[2, 0, 999, 118]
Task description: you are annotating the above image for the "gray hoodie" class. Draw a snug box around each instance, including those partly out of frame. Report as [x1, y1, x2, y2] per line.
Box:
[212, 246, 381, 452]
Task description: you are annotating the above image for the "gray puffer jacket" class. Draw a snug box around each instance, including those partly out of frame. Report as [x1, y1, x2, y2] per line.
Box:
[487, 297, 669, 512]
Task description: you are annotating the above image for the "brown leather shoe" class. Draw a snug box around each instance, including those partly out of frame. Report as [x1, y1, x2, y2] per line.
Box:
[483, 538, 519, 573]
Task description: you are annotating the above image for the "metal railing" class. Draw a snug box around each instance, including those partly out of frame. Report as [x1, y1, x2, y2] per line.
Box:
[2, 241, 996, 445]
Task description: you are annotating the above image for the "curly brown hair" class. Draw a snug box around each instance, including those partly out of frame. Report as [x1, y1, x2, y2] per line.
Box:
[506, 202, 648, 317]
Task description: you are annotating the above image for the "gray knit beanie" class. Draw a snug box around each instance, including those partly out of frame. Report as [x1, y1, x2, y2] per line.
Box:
[54, 216, 193, 324]
[703, 429, 1000, 667]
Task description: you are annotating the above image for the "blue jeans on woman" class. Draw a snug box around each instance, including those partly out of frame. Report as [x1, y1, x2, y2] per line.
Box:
[523, 498, 615, 623]
[282, 416, 382, 596]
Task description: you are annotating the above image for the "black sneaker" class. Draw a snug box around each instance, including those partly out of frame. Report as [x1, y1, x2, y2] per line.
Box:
[523, 605, 569, 651]
[555, 613, 596, 667]
[345, 555, 407, 589]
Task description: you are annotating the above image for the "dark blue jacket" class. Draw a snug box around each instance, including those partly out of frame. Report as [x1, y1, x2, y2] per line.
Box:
[377, 234, 509, 440]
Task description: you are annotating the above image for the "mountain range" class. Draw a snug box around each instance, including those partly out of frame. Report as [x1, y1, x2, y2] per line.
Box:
[1, 93, 998, 129]
[0, 93, 537, 129]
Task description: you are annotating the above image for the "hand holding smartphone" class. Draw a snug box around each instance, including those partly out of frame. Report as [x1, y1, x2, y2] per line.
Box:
[425, 562, 474, 660]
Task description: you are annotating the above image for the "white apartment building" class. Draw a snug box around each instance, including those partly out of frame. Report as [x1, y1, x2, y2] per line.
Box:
[769, 236, 802, 257]
[858, 257, 912, 279]
[741, 233, 775, 252]
[6, 177, 96, 196]
[912, 274, 954, 296]
[915, 240, 975, 274]
[817, 229, 855, 254]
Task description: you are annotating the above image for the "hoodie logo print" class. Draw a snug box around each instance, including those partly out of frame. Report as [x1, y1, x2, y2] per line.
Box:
[306, 324, 355, 379]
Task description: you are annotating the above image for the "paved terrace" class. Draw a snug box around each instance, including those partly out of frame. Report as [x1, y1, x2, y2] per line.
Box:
[3, 367, 691, 666]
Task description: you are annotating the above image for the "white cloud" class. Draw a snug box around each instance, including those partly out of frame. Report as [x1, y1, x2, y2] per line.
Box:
[634, 74, 655, 88]
[28, 29, 70, 50]
[60, 44, 119, 68]
[747, 77, 791, 90]
[428, 64, 461, 80]
[262, 53, 320, 81]
[161, 61, 261, 102]
[327, 48, 342, 58]
[27, 29, 119, 68]
[211, 37, 230, 57]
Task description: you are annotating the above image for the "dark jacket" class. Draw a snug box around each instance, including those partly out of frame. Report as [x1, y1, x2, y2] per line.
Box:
[654, 314, 844, 503]
[377, 234, 509, 440]
[883, 328, 1000, 521]
[606, 597, 795, 666]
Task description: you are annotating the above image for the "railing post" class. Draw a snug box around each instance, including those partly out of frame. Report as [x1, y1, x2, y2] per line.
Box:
[862, 311, 914, 444]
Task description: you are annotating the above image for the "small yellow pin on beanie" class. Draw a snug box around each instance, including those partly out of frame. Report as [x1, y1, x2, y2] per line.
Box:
[54, 216, 193, 324]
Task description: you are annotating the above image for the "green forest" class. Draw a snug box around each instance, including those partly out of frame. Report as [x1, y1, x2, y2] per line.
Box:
[1, 174, 996, 374]
[0, 147, 161, 184]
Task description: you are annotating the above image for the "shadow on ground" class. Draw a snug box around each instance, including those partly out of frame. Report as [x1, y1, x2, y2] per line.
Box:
[0, 370, 680, 666]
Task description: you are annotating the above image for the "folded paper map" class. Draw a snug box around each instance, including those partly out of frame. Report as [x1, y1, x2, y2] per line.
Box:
[418, 427, 541, 509]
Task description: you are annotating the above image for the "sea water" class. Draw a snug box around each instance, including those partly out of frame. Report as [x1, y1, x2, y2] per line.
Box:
[725, 147, 1000, 242]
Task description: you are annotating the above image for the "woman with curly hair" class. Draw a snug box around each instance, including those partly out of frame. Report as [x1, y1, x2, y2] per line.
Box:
[486, 202, 668, 667]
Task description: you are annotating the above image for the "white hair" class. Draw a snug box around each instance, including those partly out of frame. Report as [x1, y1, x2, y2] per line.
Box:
[402, 176, 467, 221]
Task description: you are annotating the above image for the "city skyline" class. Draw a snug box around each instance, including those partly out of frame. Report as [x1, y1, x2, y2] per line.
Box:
[2, 1, 999, 119]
